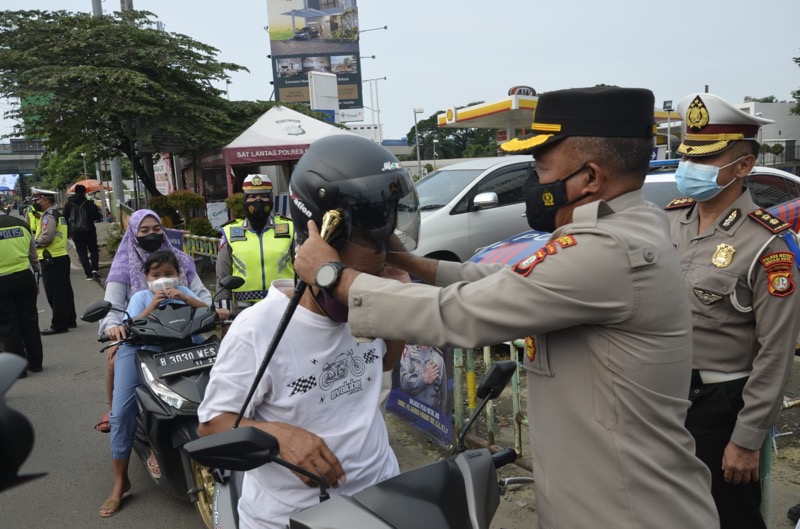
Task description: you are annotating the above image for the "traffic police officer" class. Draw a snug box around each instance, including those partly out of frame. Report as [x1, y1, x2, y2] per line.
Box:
[295, 87, 719, 528]
[0, 209, 43, 375]
[665, 93, 800, 529]
[32, 188, 77, 335]
[215, 174, 294, 319]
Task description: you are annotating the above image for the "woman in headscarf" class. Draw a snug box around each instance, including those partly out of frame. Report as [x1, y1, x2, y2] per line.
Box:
[97, 210, 212, 517]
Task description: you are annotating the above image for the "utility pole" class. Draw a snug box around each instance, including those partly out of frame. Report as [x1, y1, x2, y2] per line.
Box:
[91, 0, 102, 16]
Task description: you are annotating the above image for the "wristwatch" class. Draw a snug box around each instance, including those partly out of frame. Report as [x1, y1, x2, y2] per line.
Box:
[315, 261, 348, 294]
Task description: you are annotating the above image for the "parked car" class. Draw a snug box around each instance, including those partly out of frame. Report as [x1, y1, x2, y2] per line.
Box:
[470, 163, 800, 265]
[293, 25, 320, 40]
[413, 156, 534, 262]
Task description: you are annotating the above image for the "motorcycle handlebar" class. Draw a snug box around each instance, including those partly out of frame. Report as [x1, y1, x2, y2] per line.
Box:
[492, 448, 517, 469]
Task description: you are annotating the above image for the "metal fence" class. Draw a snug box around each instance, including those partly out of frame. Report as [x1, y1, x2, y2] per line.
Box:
[182, 234, 221, 263]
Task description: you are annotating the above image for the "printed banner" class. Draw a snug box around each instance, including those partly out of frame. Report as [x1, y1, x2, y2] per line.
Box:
[386, 344, 454, 447]
[266, 0, 363, 111]
[163, 228, 185, 252]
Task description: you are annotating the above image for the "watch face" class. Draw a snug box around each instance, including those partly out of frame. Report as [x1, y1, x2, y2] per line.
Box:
[316, 263, 338, 288]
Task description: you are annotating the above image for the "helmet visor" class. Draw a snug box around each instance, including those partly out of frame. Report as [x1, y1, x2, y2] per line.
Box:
[335, 169, 419, 252]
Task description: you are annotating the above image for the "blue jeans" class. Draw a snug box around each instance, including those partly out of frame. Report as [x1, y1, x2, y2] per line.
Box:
[109, 343, 157, 460]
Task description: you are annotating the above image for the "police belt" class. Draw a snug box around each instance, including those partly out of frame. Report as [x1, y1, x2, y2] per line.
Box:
[691, 369, 750, 385]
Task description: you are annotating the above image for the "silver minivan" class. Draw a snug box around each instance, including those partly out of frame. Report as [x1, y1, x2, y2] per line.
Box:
[413, 156, 534, 262]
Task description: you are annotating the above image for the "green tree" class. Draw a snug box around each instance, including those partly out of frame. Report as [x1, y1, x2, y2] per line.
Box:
[744, 95, 778, 103]
[0, 9, 252, 196]
[406, 103, 498, 160]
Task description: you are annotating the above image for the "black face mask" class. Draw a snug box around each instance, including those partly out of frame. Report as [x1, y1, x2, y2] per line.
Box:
[137, 233, 164, 253]
[524, 165, 586, 233]
[246, 199, 272, 224]
[32, 202, 43, 212]
[314, 288, 349, 323]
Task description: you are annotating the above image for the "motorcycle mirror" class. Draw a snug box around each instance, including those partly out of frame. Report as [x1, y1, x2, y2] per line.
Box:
[454, 360, 518, 454]
[184, 427, 280, 472]
[0, 354, 46, 492]
[476, 361, 517, 400]
[80, 300, 114, 322]
[219, 275, 245, 291]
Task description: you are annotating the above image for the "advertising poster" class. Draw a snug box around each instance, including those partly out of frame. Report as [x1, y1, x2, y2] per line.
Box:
[163, 228, 184, 252]
[386, 344, 454, 447]
[0, 173, 20, 190]
[266, 0, 363, 112]
[205, 201, 229, 231]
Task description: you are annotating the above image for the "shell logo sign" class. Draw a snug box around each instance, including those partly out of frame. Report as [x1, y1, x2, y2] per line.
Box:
[445, 108, 456, 124]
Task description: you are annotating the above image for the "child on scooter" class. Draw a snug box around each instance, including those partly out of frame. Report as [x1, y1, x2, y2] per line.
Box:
[99, 251, 208, 518]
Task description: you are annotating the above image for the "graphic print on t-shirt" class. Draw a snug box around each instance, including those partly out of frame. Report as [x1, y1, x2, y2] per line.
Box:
[286, 345, 376, 401]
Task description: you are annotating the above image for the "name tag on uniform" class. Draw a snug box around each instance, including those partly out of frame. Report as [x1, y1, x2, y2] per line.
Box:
[229, 227, 247, 242]
[274, 223, 290, 238]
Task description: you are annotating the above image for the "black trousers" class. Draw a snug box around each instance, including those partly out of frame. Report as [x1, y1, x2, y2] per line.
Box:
[686, 375, 766, 529]
[0, 270, 43, 369]
[41, 254, 76, 330]
[72, 232, 99, 277]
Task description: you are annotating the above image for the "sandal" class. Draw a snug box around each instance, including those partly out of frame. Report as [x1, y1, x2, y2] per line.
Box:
[94, 411, 110, 433]
[146, 453, 161, 480]
[98, 489, 131, 518]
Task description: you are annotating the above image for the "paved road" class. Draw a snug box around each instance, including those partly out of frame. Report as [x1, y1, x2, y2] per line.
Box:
[0, 258, 202, 528]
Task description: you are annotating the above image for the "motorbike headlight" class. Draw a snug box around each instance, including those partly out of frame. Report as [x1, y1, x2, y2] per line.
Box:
[140, 362, 197, 412]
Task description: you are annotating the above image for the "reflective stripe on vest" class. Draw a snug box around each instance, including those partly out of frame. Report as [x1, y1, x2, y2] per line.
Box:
[0, 223, 32, 275]
[36, 213, 69, 259]
[222, 217, 294, 303]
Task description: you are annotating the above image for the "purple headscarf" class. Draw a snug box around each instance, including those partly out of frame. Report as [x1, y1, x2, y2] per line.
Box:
[106, 209, 198, 293]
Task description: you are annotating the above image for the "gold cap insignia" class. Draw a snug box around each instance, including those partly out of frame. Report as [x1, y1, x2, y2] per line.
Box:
[712, 243, 735, 268]
[686, 96, 710, 131]
[542, 190, 555, 206]
[252, 176, 263, 186]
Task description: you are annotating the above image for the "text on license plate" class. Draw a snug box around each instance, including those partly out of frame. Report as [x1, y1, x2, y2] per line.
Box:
[156, 346, 218, 368]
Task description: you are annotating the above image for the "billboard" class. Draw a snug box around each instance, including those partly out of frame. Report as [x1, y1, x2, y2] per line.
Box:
[266, 0, 363, 112]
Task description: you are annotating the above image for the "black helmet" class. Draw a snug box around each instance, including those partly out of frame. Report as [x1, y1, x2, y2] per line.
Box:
[289, 135, 419, 251]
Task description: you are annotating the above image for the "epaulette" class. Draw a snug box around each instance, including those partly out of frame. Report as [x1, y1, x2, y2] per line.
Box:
[276, 214, 292, 222]
[665, 198, 695, 210]
[748, 209, 790, 233]
[219, 218, 240, 228]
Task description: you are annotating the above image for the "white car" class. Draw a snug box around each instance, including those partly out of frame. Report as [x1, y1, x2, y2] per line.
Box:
[413, 156, 534, 262]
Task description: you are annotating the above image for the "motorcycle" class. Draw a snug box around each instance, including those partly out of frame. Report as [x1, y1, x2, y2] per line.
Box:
[80, 275, 244, 528]
[185, 359, 523, 529]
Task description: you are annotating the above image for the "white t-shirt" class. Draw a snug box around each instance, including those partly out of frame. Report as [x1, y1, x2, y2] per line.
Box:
[198, 280, 399, 529]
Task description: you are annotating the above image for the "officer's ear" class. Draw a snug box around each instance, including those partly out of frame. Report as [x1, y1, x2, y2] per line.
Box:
[581, 162, 604, 195]
[734, 153, 756, 178]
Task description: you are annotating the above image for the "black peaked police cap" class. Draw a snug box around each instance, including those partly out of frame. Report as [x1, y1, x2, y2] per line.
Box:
[501, 86, 656, 155]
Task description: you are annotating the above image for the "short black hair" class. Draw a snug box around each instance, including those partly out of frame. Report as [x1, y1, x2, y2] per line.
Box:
[143, 250, 180, 274]
[567, 136, 653, 180]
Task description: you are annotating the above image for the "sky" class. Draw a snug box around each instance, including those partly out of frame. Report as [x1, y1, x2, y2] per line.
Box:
[2, 0, 799, 142]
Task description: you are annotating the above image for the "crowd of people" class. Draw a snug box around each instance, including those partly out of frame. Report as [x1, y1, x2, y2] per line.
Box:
[2, 87, 800, 529]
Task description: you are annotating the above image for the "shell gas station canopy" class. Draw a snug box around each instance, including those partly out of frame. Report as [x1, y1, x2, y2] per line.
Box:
[436, 87, 678, 146]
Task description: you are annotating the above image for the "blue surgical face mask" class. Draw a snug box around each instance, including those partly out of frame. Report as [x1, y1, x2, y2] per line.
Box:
[675, 157, 743, 202]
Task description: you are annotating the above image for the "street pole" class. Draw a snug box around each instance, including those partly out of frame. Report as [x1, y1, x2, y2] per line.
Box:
[413, 108, 423, 179]
[666, 111, 671, 159]
[91, 0, 102, 16]
[433, 139, 438, 169]
[81, 153, 87, 176]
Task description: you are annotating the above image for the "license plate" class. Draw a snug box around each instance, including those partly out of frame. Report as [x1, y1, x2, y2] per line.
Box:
[153, 344, 219, 377]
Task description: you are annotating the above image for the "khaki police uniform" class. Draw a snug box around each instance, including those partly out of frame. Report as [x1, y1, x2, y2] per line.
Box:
[347, 190, 719, 528]
[36, 201, 77, 333]
[668, 92, 800, 529]
[0, 214, 43, 372]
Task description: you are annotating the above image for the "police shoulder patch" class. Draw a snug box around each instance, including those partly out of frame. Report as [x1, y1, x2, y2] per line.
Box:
[665, 198, 696, 210]
[748, 209, 790, 233]
[512, 235, 577, 277]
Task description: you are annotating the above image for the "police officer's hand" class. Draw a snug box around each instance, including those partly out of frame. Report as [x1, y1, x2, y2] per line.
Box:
[215, 308, 230, 321]
[106, 324, 128, 342]
[264, 421, 345, 489]
[294, 221, 340, 286]
[721, 441, 759, 484]
[423, 361, 440, 384]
